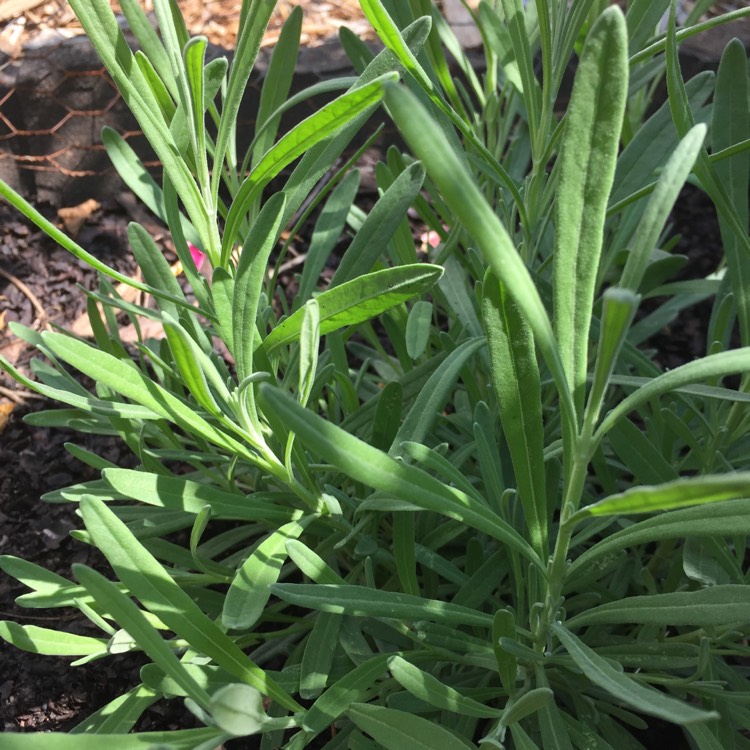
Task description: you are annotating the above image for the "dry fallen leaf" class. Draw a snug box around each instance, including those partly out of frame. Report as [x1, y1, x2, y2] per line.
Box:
[57, 199, 101, 238]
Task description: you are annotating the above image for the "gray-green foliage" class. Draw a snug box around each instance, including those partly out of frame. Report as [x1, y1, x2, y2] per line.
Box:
[1, 0, 750, 748]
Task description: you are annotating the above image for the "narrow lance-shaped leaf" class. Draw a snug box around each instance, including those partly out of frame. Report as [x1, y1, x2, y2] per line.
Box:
[73, 564, 213, 710]
[388, 655, 502, 718]
[583, 287, 638, 429]
[258, 386, 543, 569]
[347, 703, 476, 750]
[183, 36, 209, 188]
[568, 498, 750, 579]
[212, 0, 277, 201]
[272, 583, 494, 628]
[552, 623, 718, 725]
[329, 161, 426, 286]
[382, 83, 575, 440]
[390, 337, 485, 455]
[566, 585, 750, 630]
[40, 332, 255, 459]
[232, 191, 287, 383]
[299, 299, 320, 408]
[0, 621, 106, 657]
[666, 7, 750, 345]
[482, 269, 547, 556]
[553, 6, 628, 418]
[221, 74, 397, 264]
[79, 498, 302, 712]
[619, 124, 706, 293]
[593, 348, 750, 448]
[569, 473, 750, 523]
[68, 0, 217, 259]
[264, 264, 443, 352]
[222, 515, 311, 630]
[0, 729, 226, 749]
[251, 5, 303, 167]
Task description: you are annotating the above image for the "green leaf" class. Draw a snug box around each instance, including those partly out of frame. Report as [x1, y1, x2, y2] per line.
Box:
[553, 623, 717, 725]
[382, 82, 575, 446]
[583, 288, 639, 428]
[300, 655, 389, 738]
[330, 162, 426, 286]
[594, 349, 750, 446]
[119, 0, 175, 96]
[493, 609, 518, 694]
[183, 35, 208, 169]
[388, 655, 502, 718]
[0, 729, 226, 749]
[299, 299, 320, 407]
[611, 72, 713, 205]
[271, 583, 493, 628]
[162, 313, 227, 416]
[221, 74, 397, 263]
[264, 264, 443, 352]
[297, 169, 361, 305]
[258, 386, 542, 569]
[299, 611, 342, 700]
[566, 585, 750, 629]
[0, 621, 106, 657]
[127, 222, 190, 318]
[74, 565, 212, 710]
[405, 300, 433, 359]
[500, 688, 553, 729]
[619, 124, 706, 292]
[209, 683, 269, 737]
[569, 499, 750, 579]
[71, 685, 159, 734]
[0, 178, 179, 297]
[68, 0, 216, 258]
[347, 702, 476, 750]
[79, 498, 302, 712]
[666, 8, 750, 343]
[212, 0, 277, 200]
[40, 332, 252, 458]
[483, 269, 547, 555]
[232, 191, 287, 382]
[371, 381, 403, 451]
[572, 473, 750, 522]
[102, 468, 295, 524]
[251, 5, 302, 167]
[605, 418, 679, 487]
[553, 6, 628, 416]
[390, 337, 485, 455]
[712, 37, 750, 343]
[222, 516, 310, 630]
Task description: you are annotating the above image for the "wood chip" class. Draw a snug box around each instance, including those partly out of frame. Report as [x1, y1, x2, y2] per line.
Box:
[0, 0, 46, 23]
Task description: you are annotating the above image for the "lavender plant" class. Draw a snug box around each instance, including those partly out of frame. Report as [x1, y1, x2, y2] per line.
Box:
[1, 0, 750, 748]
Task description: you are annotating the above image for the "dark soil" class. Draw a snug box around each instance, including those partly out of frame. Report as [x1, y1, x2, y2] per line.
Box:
[0, 198, 210, 733]
[0, 180, 727, 738]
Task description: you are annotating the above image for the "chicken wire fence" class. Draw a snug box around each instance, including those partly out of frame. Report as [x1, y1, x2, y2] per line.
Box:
[0, 29, 354, 206]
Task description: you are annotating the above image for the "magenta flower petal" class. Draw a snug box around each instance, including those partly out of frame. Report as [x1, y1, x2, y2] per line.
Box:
[188, 242, 206, 271]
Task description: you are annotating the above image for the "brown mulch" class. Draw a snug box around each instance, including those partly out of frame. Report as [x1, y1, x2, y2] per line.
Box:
[0, 0, 373, 57]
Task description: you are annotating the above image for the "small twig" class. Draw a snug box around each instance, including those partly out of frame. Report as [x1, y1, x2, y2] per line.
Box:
[0, 266, 50, 330]
[0, 384, 39, 403]
[269, 252, 308, 280]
